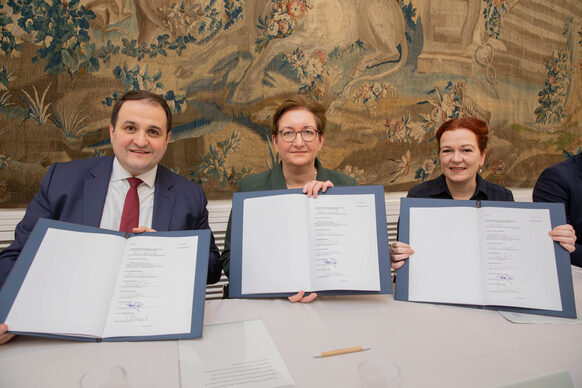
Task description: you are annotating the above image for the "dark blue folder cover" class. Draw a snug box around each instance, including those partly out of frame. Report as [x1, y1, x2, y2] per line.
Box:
[228, 185, 391, 298]
[0, 218, 210, 341]
[394, 197, 576, 318]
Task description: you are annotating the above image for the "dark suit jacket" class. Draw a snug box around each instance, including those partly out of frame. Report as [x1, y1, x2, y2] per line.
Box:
[0, 156, 221, 288]
[533, 153, 582, 267]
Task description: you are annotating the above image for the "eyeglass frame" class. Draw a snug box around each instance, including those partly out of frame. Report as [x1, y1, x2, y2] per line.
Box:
[277, 127, 321, 143]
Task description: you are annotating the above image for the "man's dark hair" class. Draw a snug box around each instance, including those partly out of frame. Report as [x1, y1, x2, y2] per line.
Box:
[110, 90, 172, 133]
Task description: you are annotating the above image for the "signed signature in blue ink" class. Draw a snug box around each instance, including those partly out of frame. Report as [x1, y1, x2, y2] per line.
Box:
[127, 301, 143, 312]
[323, 258, 338, 267]
[496, 273, 514, 282]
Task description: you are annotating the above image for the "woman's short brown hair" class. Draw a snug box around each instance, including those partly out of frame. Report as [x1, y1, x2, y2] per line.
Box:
[435, 117, 488, 152]
[272, 95, 326, 137]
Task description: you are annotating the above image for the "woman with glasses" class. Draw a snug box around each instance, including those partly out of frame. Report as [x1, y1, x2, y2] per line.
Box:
[220, 95, 356, 302]
[390, 117, 577, 270]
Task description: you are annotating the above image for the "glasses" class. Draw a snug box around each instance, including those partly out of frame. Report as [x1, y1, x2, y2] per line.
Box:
[278, 128, 319, 143]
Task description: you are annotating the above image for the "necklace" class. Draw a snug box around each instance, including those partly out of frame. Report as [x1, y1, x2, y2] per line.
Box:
[313, 169, 318, 181]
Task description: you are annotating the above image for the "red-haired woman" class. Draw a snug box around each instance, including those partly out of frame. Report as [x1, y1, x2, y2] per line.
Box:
[390, 117, 576, 269]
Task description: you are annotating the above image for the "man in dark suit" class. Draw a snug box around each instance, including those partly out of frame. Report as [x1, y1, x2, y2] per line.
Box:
[533, 152, 581, 268]
[0, 90, 220, 344]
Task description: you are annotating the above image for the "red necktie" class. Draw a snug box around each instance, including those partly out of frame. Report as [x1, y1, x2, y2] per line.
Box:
[119, 177, 143, 233]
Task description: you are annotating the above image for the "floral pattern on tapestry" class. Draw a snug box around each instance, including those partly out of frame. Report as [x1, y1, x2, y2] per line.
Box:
[0, 0, 581, 206]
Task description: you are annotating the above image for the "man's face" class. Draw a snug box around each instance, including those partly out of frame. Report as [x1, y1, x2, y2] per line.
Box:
[110, 99, 170, 176]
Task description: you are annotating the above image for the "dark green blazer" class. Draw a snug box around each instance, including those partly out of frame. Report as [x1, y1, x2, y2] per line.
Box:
[220, 159, 357, 278]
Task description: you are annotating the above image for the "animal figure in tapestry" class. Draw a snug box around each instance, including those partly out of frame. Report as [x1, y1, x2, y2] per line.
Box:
[132, 0, 408, 109]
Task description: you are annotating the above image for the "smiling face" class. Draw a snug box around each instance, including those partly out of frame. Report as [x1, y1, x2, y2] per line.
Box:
[273, 108, 324, 169]
[110, 99, 170, 176]
[439, 128, 486, 187]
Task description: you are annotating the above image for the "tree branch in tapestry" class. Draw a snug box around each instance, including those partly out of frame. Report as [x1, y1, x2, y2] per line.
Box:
[535, 51, 572, 124]
[7, 0, 97, 74]
[188, 131, 252, 189]
[4, 0, 244, 74]
[0, 3, 21, 55]
[101, 64, 186, 114]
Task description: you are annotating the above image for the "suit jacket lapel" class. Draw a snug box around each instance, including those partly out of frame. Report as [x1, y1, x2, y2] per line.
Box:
[83, 156, 114, 227]
[152, 165, 175, 231]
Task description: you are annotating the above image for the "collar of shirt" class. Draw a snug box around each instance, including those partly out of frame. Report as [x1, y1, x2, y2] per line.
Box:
[428, 174, 490, 200]
[111, 157, 157, 188]
[99, 158, 158, 231]
[473, 174, 491, 199]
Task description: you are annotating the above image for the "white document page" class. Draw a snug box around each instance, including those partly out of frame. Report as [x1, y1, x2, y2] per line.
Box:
[102, 235, 198, 338]
[408, 207, 483, 304]
[5, 229, 125, 337]
[481, 207, 562, 310]
[241, 194, 311, 294]
[309, 194, 380, 291]
[179, 320, 295, 388]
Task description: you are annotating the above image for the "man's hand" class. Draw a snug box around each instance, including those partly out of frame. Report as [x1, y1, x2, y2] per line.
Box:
[390, 241, 414, 270]
[132, 226, 157, 234]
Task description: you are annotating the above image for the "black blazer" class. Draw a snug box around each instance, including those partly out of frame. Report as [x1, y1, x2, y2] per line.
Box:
[533, 153, 582, 267]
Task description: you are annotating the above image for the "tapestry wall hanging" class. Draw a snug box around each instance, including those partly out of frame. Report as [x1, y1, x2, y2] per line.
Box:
[0, 0, 581, 206]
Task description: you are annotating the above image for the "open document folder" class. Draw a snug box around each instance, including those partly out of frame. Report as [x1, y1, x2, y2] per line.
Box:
[228, 185, 391, 298]
[0, 218, 211, 341]
[394, 198, 577, 318]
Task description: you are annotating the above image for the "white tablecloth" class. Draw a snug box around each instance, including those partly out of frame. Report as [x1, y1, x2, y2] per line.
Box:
[1, 267, 581, 387]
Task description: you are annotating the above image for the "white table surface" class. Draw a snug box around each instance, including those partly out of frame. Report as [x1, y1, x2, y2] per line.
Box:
[1, 267, 581, 388]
